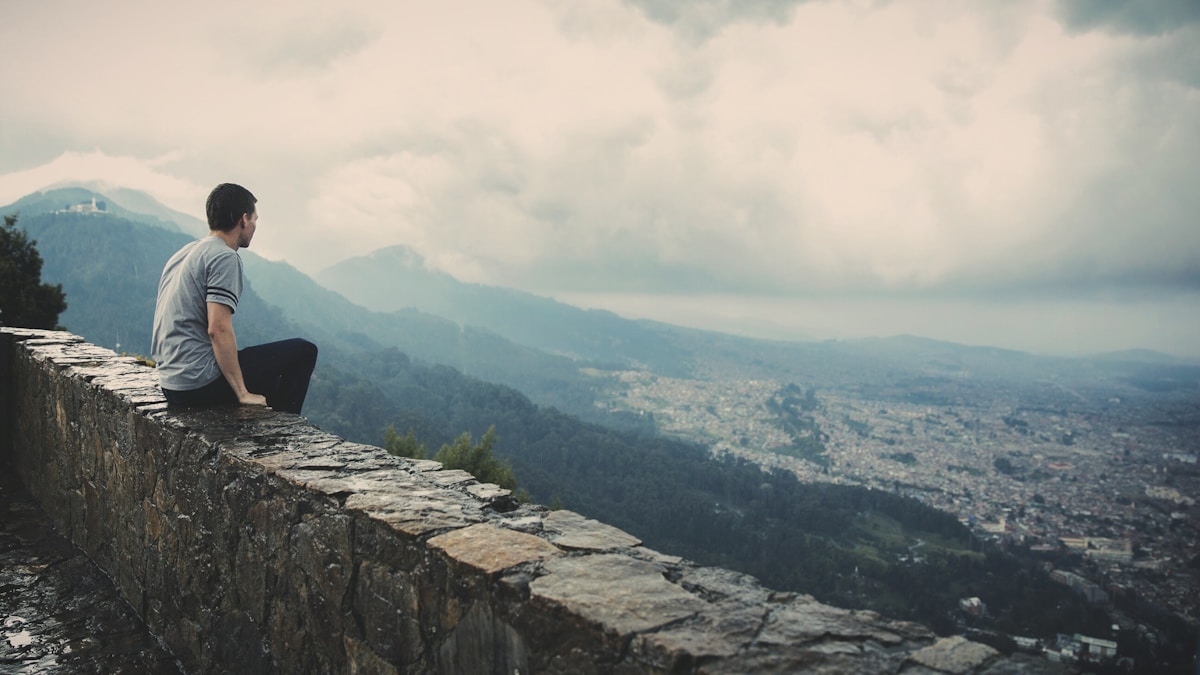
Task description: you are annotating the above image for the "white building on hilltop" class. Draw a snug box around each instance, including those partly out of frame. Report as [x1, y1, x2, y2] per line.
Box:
[59, 197, 106, 214]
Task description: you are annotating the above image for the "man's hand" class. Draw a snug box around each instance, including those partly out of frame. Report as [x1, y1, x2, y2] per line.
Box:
[239, 392, 268, 406]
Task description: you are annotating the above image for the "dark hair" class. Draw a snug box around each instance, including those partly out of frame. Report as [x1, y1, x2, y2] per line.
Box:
[205, 183, 257, 232]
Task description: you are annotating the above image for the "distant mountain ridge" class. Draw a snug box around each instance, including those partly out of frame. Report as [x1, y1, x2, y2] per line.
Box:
[1092, 348, 1188, 365]
[317, 245, 693, 374]
[314, 250, 1200, 398]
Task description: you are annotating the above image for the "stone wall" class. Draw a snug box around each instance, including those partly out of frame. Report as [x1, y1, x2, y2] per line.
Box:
[0, 329, 1058, 674]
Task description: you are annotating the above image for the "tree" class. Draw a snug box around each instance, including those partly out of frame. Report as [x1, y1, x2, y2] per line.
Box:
[0, 214, 67, 329]
[433, 426, 517, 491]
[383, 425, 428, 459]
[383, 424, 529, 502]
[993, 456, 1016, 475]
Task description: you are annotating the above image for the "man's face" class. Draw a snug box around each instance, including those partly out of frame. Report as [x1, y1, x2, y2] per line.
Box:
[237, 208, 258, 248]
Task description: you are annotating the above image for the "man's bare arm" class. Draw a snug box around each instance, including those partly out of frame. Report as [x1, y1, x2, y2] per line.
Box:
[207, 302, 267, 406]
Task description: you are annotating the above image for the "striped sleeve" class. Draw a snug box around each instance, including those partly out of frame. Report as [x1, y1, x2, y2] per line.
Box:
[205, 248, 243, 312]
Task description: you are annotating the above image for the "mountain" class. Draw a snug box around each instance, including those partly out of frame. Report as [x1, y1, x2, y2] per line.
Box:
[67, 181, 209, 236]
[317, 246, 693, 375]
[241, 253, 616, 421]
[2, 186, 194, 235]
[317, 247, 1189, 401]
[1093, 348, 1191, 365]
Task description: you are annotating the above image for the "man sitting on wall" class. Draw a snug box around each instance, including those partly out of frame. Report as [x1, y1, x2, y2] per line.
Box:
[151, 183, 317, 414]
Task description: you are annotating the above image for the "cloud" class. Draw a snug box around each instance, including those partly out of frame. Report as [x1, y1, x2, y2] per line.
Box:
[396, 1, 1200, 301]
[234, 11, 381, 77]
[622, 0, 808, 41]
[0, 151, 205, 216]
[1056, 0, 1200, 36]
[1, 0, 1197, 314]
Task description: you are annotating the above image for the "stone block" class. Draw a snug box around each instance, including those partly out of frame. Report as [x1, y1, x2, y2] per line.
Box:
[429, 523, 562, 576]
[530, 554, 707, 635]
[544, 509, 642, 551]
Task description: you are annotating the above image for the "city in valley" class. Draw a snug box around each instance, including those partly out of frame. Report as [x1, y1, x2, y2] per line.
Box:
[595, 355, 1198, 660]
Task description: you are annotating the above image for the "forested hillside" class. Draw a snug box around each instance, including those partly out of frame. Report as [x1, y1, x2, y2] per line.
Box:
[304, 346, 1118, 638]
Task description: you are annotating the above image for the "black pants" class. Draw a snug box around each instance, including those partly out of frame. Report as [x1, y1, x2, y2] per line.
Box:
[162, 338, 318, 414]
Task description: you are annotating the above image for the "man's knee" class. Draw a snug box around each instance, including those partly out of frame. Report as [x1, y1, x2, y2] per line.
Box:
[285, 338, 317, 370]
[298, 338, 317, 364]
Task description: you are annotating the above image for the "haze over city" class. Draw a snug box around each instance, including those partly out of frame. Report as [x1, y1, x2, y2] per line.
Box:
[2, 0, 1197, 357]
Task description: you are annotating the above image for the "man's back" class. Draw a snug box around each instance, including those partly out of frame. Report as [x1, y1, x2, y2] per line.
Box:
[151, 236, 243, 391]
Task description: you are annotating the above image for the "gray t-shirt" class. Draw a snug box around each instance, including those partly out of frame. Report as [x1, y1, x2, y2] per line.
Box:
[151, 236, 243, 391]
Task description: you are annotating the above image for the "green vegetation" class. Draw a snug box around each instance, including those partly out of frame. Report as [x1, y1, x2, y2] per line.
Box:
[431, 427, 522, 494]
[387, 424, 521, 494]
[0, 214, 67, 329]
[383, 425, 428, 459]
[844, 414, 871, 438]
[1002, 415, 1029, 434]
[993, 457, 1016, 475]
[385, 423, 529, 501]
[765, 383, 829, 465]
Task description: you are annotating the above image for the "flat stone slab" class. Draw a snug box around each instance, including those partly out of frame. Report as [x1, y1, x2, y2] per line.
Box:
[530, 554, 706, 635]
[544, 509, 642, 551]
[464, 483, 512, 502]
[276, 467, 419, 495]
[907, 635, 998, 674]
[426, 469, 478, 487]
[345, 490, 483, 537]
[757, 594, 931, 646]
[634, 600, 764, 664]
[428, 524, 562, 575]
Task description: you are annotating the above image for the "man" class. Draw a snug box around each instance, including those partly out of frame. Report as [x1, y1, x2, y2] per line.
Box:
[152, 183, 317, 414]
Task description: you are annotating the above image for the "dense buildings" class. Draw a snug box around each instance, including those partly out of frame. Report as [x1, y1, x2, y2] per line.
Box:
[602, 366, 1199, 665]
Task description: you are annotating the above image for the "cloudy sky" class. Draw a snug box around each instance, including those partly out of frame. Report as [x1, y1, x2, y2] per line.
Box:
[2, 0, 1198, 357]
